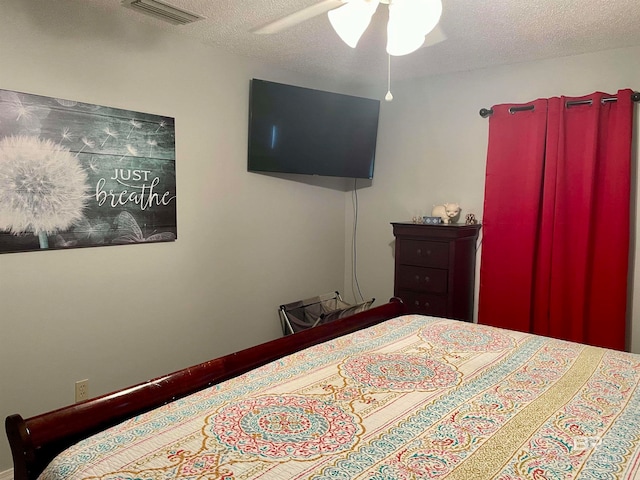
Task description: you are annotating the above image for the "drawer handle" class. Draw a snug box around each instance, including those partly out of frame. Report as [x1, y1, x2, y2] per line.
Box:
[424, 276, 430, 283]
[414, 275, 431, 283]
[416, 248, 432, 256]
[424, 302, 430, 308]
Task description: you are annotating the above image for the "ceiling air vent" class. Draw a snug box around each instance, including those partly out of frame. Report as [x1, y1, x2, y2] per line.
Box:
[122, 0, 205, 25]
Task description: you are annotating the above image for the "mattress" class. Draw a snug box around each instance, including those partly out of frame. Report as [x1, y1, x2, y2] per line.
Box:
[40, 315, 640, 479]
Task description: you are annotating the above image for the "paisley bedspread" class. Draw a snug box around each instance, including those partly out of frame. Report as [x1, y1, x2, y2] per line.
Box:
[40, 315, 640, 480]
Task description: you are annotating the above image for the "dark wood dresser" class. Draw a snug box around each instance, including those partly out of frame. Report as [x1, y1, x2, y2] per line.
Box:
[391, 222, 481, 322]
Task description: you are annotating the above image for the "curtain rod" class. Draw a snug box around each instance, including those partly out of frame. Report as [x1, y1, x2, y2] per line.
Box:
[479, 91, 640, 118]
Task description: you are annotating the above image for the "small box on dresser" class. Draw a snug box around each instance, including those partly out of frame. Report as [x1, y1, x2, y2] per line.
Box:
[391, 222, 481, 322]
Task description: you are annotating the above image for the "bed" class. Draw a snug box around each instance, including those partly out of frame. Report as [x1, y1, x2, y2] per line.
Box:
[6, 297, 640, 480]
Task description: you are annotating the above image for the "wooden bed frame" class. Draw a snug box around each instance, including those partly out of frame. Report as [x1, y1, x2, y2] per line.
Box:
[5, 298, 406, 480]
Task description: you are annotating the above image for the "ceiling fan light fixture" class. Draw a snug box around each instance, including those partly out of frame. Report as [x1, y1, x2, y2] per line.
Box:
[405, 0, 443, 36]
[386, 0, 442, 55]
[386, 29, 425, 56]
[328, 0, 380, 48]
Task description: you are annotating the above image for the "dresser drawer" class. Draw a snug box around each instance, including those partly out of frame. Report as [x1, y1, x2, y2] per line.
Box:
[397, 240, 449, 268]
[396, 265, 448, 293]
[398, 290, 448, 316]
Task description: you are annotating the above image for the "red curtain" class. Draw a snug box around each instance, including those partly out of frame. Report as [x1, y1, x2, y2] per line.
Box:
[478, 90, 634, 350]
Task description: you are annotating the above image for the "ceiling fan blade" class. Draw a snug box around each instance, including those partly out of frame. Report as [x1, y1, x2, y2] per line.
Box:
[423, 24, 447, 47]
[252, 0, 345, 34]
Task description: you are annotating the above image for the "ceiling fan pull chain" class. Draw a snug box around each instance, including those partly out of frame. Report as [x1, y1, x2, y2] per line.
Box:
[385, 53, 393, 101]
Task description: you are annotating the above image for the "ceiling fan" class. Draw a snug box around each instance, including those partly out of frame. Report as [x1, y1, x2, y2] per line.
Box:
[252, 0, 447, 56]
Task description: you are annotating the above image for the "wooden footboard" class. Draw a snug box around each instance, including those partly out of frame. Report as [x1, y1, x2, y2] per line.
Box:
[6, 298, 406, 480]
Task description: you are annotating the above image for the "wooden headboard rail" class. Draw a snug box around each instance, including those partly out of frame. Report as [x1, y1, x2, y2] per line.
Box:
[6, 298, 406, 480]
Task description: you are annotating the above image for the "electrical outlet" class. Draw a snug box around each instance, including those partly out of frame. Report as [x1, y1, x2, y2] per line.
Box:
[75, 379, 89, 402]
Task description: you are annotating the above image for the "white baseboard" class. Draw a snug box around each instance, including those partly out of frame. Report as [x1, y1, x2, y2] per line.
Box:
[0, 468, 13, 480]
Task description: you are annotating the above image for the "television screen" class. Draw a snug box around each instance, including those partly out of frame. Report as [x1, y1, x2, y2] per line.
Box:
[248, 79, 380, 179]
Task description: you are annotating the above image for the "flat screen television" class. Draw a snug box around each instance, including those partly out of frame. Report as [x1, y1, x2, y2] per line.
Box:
[248, 79, 380, 179]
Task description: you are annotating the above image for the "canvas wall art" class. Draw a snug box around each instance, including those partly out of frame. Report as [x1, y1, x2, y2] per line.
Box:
[0, 89, 176, 254]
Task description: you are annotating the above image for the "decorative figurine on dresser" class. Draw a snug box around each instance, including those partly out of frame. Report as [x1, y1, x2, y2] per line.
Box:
[391, 221, 481, 321]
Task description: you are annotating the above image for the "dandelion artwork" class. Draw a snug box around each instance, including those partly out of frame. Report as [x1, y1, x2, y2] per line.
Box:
[0, 136, 88, 248]
[0, 88, 176, 254]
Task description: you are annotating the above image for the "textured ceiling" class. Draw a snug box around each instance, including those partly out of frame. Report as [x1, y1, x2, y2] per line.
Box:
[51, 0, 640, 84]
